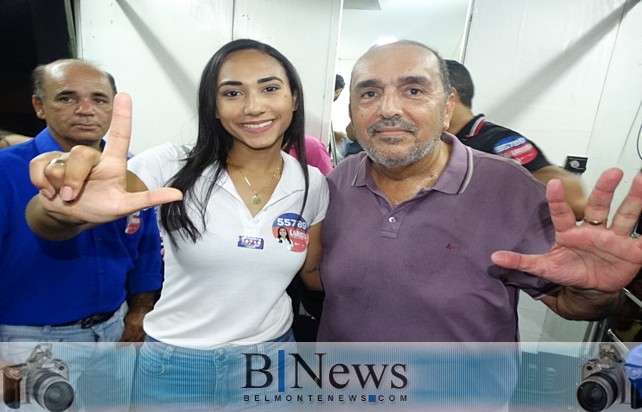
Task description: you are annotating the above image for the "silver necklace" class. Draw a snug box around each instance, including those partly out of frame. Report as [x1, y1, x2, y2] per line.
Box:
[235, 159, 283, 205]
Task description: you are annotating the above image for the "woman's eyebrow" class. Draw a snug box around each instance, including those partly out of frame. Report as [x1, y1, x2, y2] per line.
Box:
[257, 76, 284, 84]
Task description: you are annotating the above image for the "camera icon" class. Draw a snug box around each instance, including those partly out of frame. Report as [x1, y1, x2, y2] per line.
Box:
[2, 343, 74, 412]
[577, 342, 642, 411]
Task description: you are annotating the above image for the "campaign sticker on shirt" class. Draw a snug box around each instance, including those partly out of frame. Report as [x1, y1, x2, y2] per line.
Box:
[493, 135, 537, 165]
[125, 211, 141, 234]
[237, 236, 265, 250]
[272, 213, 309, 253]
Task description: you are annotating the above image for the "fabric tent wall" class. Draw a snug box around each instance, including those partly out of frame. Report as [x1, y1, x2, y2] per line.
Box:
[74, 0, 342, 154]
[464, 0, 642, 205]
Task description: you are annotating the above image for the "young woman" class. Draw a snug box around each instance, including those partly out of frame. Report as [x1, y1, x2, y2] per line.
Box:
[126, 38, 330, 409]
[26, 39, 328, 411]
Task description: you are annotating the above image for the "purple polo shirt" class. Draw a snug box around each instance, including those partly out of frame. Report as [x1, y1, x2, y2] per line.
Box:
[318, 133, 560, 342]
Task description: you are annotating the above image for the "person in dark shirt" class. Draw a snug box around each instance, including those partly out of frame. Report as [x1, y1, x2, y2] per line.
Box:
[446, 59, 586, 220]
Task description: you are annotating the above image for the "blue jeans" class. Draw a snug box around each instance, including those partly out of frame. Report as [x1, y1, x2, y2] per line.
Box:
[131, 329, 296, 412]
[0, 304, 135, 412]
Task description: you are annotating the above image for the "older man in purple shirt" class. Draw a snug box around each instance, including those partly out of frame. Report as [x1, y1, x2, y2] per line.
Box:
[318, 134, 557, 341]
[307, 40, 642, 343]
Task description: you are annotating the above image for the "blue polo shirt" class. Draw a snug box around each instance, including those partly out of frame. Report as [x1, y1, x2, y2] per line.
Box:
[0, 128, 163, 325]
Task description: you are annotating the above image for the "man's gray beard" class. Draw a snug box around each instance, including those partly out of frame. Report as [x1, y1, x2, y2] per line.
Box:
[362, 134, 441, 169]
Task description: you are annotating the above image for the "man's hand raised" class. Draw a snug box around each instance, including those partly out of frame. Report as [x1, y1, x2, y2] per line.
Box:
[492, 168, 642, 293]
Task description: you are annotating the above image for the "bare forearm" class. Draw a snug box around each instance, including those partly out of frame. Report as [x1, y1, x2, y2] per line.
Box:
[127, 291, 158, 314]
[543, 287, 622, 320]
[0, 133, 31, 149]
[300, 265, 323, 291]
[121, 291, 159, 342]
[298, 223, 324, 291]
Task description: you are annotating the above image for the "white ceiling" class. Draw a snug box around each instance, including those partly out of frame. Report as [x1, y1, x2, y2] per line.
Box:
[338, 0, 471, 61]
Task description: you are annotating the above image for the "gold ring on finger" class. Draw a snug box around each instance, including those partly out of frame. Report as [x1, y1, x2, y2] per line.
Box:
[583, 217, 605, 226]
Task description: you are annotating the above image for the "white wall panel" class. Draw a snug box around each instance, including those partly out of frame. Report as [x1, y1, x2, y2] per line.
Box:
[584, 0, 642, 211]
[465, 0, 625, 164]
[465, 0, 628, 170]
[75, 0, 343, 153]
[465, 0, 642, 209]
[75, 0, 233, 154]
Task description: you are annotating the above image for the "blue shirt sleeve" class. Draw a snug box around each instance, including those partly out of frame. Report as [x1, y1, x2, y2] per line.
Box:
[126, 206, 163, 295]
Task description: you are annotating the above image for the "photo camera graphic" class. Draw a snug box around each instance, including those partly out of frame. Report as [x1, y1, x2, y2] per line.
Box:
[2, 344, 74, 412]
[577, 342, 642, 411]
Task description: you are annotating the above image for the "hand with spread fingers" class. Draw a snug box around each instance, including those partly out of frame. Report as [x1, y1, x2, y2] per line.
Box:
[26, 93, 183, 239]
[491, 168, 642, 293]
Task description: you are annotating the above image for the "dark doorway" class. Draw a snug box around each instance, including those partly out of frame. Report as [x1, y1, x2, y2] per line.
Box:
[0, 0, 76, 136]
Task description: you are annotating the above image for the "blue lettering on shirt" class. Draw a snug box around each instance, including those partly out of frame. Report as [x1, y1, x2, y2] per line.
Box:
[237, 236, 264, 250]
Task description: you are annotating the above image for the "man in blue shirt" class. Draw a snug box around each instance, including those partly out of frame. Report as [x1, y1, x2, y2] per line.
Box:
[0, 59, 162, 411]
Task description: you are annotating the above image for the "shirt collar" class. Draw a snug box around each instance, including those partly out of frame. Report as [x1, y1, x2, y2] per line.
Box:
[457, 113, 486, 139]
[350, 132, 473, 195]
[34, 128, 64, 153]
[33, 128, 106, 154]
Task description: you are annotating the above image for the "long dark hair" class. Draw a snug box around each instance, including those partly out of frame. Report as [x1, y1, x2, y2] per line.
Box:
[160, 39, 309, 247]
